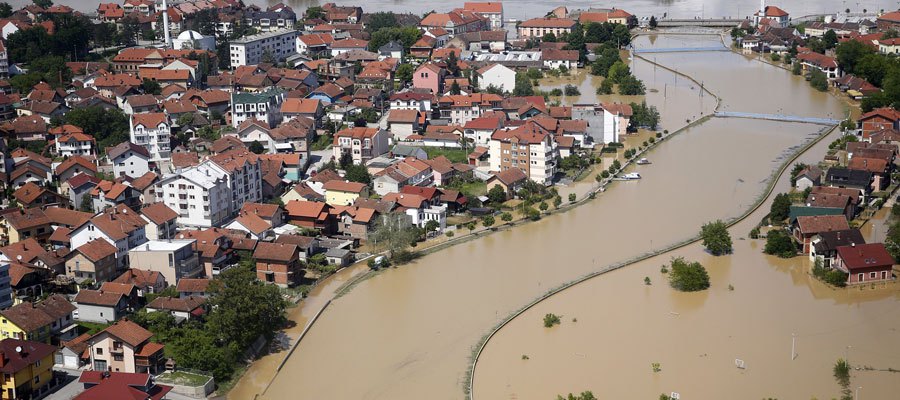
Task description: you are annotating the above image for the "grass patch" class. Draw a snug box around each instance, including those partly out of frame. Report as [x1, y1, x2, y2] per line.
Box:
[310, 133, 332, 151]
[452, 180, 487, 197]
[78, 321, 110, 336]
[423, 147, 468, 163]
[156, 370, 211, 387]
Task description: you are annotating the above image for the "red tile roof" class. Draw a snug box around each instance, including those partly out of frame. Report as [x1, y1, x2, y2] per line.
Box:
[836, 243, 894, 270]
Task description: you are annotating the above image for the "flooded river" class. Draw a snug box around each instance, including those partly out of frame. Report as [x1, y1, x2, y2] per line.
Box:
[246, 34, 861, 399]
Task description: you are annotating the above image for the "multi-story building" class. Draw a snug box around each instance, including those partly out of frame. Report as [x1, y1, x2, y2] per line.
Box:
[55, 132, 95, 158]
[129, 113, 171, 161]
[253, 242, 300, 287]
[67, 238, 118, 283]
[70, 205, 148, 270]
[419, 9, 487, 36]
[332, 127, 390, 166]
[87, 320, 165, 374]
[517, 17, 576, 39]
[0, 294, 76, 343]
[107, 142, 150, 179]
[488, 120, 558, 185]
[0, 262, 11, 309]
[0, 339, 56, 399]
[440, 93, 503, 125]
[462, 2, 504, 30]
[209, 150, 263, 209]
[157, 161, 231, 228]
[229, 29, 298, 68]
[128, 240, 202, 284]
[231, 88, 285, 128]
[0, 40, 8, 78]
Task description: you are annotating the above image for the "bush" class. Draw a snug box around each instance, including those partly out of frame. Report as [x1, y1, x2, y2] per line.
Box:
[770, 193, 792, 222]
[446, 230, 455, 237]
[700, 220, 732, 255]
[597, 79, 613, 95]
[749, 227, 760, 239]
[550, 88, 563, 96]
[564, 84, 580, 96]
[668, 257, 710, 292]
[543, 313, 561, 328]
[812, 259, 848, 287]
[764, 229, 796, 258]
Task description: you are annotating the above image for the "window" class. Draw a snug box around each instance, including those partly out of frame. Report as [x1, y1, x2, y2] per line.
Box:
[96, 348, 103, 355]
[870, 272, 877, 279]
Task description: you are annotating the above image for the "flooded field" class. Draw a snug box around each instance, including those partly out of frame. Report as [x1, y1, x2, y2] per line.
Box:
[252, 34, 853, 400]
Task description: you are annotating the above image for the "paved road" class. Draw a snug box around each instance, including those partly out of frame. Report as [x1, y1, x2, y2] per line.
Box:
[306, 148, 334, 176]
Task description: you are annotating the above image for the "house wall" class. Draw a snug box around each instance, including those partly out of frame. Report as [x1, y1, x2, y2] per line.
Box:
[478, 67, 515, 93]
[325, 190, 361, 206]
[90, 334, 137, 373]
[112, 153, 150, 179]
[65, 252, 117, 282]
[76, 303, 122, 324]
[4, 353, 54, 398]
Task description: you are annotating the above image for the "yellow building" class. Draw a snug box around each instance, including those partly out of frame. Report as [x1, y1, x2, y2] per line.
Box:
[0, 295, 77, 344]
[0, 339, 57, 399]
[323, 180, 369, 206]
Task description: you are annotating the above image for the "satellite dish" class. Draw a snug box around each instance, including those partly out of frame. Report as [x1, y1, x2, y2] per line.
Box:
[15, 255, 21, 261]
[14, 346, 22, 353]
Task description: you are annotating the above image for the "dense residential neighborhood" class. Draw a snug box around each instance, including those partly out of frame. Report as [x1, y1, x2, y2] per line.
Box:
[0, 0, 894, 399]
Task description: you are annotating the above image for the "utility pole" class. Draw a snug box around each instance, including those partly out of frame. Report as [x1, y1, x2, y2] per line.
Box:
[791, 333, 796, 360]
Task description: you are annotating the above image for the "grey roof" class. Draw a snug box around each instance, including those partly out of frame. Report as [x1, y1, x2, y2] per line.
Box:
[390, 144, 427, 158]
[107, 142, 150, 160]
[379, 41, 403, 54]
[232, 88, 283, 104]
[325, 248, 352, 258]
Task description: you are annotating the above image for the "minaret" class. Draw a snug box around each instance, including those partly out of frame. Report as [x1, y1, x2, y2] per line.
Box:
[161, 0, 172, 48]
[760, 0, 766, 18]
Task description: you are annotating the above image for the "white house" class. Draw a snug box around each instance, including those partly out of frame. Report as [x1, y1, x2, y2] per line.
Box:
[129, 113, 171, 161]
[157, 161, 232, 227]
[476, 64, 515, 93]
[463, 116, 503, 145]
[231, 88, 285, 128]
[55, 133, 96, 158]
[541, 49, 579, 70]
[70, 205, 148, 270]
[107, 142, 151, 179]
[463, 2, 504, 30]
[172, 30, 216, 51]
[389, 92, 433, 113]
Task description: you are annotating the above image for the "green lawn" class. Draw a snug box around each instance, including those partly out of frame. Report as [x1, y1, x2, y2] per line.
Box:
[156, 370, 211, 387]
[454, 181, 487, 197]
[423, 147, 469, 163]
[78, 322, 110, 336]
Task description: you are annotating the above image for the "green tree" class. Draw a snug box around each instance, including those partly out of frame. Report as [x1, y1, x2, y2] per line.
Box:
[446, 50, 460, 77]
[769, 193, 792, 222]
[649, 16, 657, 28]
[596, 79, 613, 95]
[366, 12, 399, 32]
[764, 229, 796, 258]
[823, 29, 838, 49]
[0, 3, 11, 18]
[344, 164, 372, 184]
[590, 45, 621, 77]
[450, 80, 461, 95]
[606, 61, 630, 84]
[64, 107, 129, 151]
[487, 185, 507, 204]
[568, 193, 576, 202]
[618, 75, 646, 95]
[700, 220, 732, 255]
[555, 392, 597, 400]
[501, 212, 513, 223]
[33, 0, 53, 8]
[563, 84, 580, 96]
[168, 326, 237, 381]
[424, 219, 440, 234]
[249, 140, 265, 154]
[835, 39, 875, 75]
[667, 257, 710, 292]
[482, 215, 495, 227]
[141, 78, 162, 95]
[792, 62, 802, 75]
[513, 72, 534, 96]
[305, 6, 325, 19]
[396, 63, 414, 84]
[809, 69, 828, 91]
[542, 32, 557, 42]
[206, 262, 287, 359]
[885, 220, 900, 262]
[539, 201, 549, 212]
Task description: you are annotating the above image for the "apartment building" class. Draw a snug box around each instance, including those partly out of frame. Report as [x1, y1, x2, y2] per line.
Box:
[332, 127, 390, 166]
[488, 121, 558, 185]
[128, 240, 202, 284]
[231, 88, 285, 128]
[462, 2, 504, 30]
[209, 150, 263, 208]
[69, 205, 148, 270]
[129, 113, 171, 161]
[229, 29, 298, 68]
[517, 17, 576, 38]
[157, 161, 231, 228]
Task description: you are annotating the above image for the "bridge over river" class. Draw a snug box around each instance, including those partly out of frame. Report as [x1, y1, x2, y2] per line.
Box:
[714, 111, 841, 125]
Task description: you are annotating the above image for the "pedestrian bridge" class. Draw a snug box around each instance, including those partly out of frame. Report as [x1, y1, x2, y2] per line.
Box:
[633, 46, 730, 54]
[714, 111, 841, 125]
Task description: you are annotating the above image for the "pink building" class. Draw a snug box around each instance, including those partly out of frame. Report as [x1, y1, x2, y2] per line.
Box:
[413, 64, 445, 95]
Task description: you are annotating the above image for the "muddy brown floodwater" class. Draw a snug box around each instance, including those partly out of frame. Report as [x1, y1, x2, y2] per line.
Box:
[249, 34, 855, 400]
